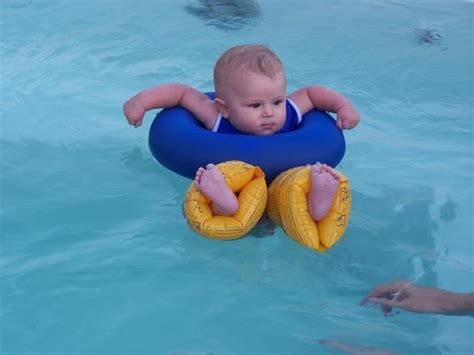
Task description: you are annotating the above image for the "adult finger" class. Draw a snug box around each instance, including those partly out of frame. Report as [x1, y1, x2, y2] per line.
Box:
[381, 304, 393, 317]
[371, 281, 410, 296]
[360, 281, 409, 304]
[367, 297, 401, 308]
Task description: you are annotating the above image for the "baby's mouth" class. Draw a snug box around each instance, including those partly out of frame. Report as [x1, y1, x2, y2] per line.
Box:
[260, 123, 275, 129]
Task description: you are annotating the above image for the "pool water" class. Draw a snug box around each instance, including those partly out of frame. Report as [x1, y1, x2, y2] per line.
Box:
[1, 0, 473, 354]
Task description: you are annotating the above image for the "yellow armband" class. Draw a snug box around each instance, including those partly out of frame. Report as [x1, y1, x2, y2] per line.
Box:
[267, 166, 351, 252]
[183, 161, 267, 240]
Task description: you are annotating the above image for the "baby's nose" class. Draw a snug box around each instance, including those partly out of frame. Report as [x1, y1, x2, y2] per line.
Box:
[262, 105, 274, 117]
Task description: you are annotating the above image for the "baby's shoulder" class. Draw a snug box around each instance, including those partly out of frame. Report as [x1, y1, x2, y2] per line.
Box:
[188, 93, 219, 130]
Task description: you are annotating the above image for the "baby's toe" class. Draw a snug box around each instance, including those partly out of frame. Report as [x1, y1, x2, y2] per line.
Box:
[321, 165, 339, 180]
[195, 167, 205, 182]
[311, 163, 322, 175]
[196, 167, 205, 176]
[327, 167, 340, 181]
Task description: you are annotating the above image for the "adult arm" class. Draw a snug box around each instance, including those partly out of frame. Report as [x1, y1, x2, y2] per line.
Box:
[123, 84, 218, 129]
[289, 86, 360, 130]
[360, 280, 474, 316]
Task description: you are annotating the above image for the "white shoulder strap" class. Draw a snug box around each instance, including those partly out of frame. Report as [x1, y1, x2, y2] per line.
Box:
[287, 98, 303, 124]
[212, 113, 222, 132]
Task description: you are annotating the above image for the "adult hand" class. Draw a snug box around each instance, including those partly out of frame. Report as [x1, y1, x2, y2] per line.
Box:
[360, 280, 457, 316]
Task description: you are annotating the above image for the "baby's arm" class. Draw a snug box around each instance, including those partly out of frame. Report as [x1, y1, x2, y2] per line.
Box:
[289, 86, 360, 130]
[123, 84, 218, 129]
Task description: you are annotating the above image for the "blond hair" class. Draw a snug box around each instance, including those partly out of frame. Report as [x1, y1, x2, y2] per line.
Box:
[213, 44, 284, 95]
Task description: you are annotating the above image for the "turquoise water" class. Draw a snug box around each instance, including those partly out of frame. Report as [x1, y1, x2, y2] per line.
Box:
[1, 0, 473, 354]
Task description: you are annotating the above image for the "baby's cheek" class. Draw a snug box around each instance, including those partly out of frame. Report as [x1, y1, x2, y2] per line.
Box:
[277, 111, 286, 126]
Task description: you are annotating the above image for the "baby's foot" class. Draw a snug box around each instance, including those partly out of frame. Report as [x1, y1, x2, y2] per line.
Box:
[308, 163, 340, 221]
[194, 163, 238, 216]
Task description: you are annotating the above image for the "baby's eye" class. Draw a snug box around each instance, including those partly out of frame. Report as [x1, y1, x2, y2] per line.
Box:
[249, 103, 261, 108]
[274, 99, 284, 106]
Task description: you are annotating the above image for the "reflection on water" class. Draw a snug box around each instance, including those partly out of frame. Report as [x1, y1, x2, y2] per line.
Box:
[413, 28, 443, 46]
[2, 0, 32, 8]
[185, 0, 261, 31]
[349, 184, 439, 285]
[318, 185, 448, 354]
[317, 339, 397, 355]
[439, 196, 456, 223]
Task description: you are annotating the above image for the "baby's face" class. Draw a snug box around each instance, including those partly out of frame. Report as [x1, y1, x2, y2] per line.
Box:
[220, 70, 286, 135]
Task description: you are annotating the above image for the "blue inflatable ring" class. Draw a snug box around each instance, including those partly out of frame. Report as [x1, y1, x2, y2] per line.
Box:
[149, 92, 345, 182]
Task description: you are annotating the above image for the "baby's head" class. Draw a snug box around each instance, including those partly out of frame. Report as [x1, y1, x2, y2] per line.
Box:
[213, 45, 287, 135]
[214, 44, 285, 96]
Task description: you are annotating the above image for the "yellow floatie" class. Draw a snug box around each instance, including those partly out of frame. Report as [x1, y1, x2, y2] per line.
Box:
[183, 160, 351, 251]
[267, 165, 351, 252]
[182, 161, 268, 240]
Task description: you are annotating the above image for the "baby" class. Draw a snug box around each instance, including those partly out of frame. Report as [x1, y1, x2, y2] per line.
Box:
[124, 44, 360, 221]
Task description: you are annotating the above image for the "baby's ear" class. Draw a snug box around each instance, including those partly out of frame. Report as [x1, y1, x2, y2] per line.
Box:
[214, 97, 230, 119]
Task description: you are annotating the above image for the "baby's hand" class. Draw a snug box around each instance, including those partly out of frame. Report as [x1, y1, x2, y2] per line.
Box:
[336, 104, 360, 130]
[123, 98, 146, 128]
